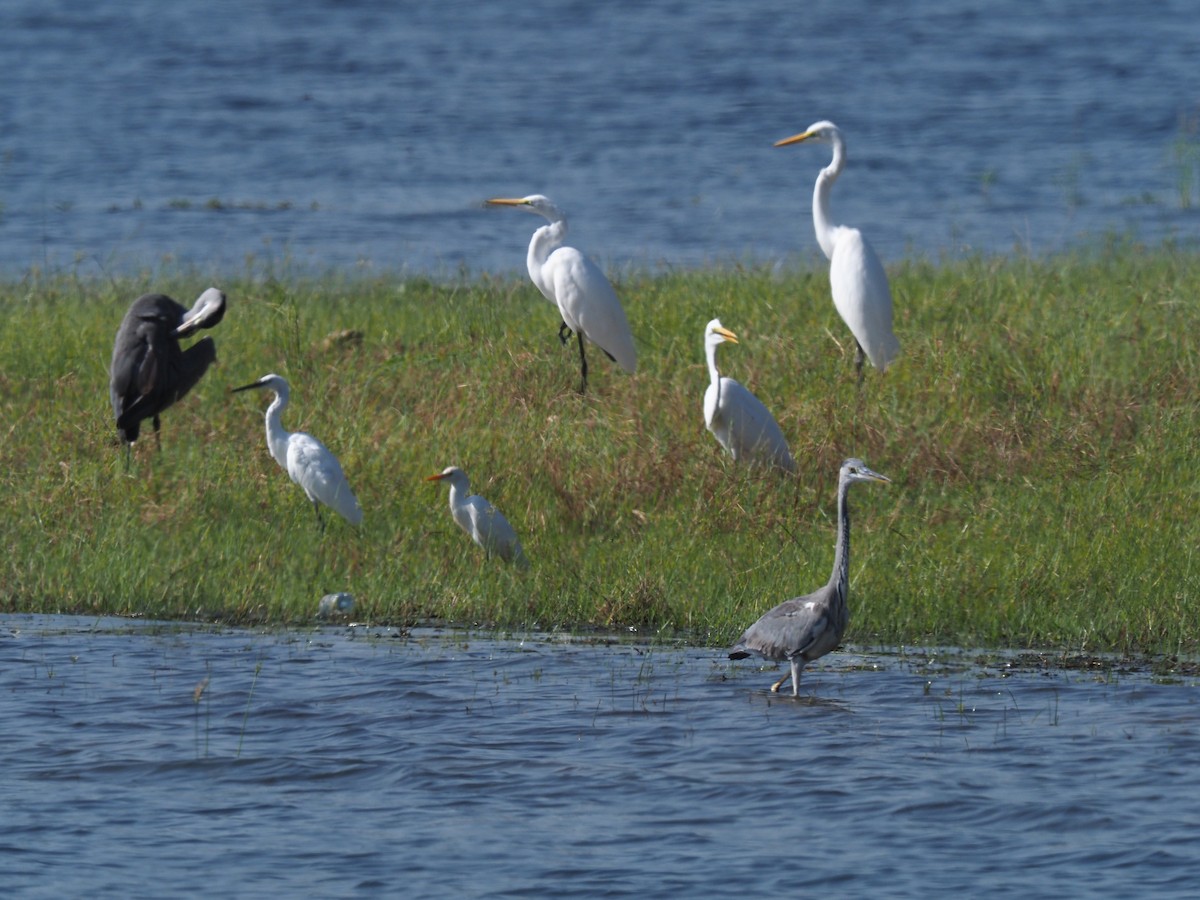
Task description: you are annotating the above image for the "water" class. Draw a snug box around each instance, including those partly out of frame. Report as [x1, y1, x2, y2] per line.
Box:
[4, 616, 1199, 897]
[2, 0, 1198, 280]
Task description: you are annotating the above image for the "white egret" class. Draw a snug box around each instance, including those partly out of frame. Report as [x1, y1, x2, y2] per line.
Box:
[775, 122, 900, 377]
[485, 194, 636, 392]
[729, 458, 890, 696]
[427, 466, 528, 568]
[703, 318, 796, 473]
[231, 374, 363, 529]
[110, 287, 227, 459]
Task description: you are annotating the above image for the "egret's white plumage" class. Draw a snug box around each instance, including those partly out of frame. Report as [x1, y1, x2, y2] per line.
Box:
[486, 194, 636, 391]
[776, 121, 900, 374]
[232, 374, 363, 528]
[729, 458, 891, 695]
[427, 466, 528, 567]
[703, 319, 796, 473]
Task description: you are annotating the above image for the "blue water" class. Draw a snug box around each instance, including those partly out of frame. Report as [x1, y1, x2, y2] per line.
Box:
[2, 0, 1198, 279]
[3, 616, 1199, 897]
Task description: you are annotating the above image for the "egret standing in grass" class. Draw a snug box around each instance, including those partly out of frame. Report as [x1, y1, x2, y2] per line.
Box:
[485, 194, 636, 392]
[775, 122, 900, 378]
[427, 466, 528, 568]
[110, 287, 227, 460]
[729, 458, 890, 695]
[703, 318, 796, 473]
[231, 374, 363, 529]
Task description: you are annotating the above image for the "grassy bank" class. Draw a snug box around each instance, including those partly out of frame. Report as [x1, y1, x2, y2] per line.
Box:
[2, 242, 1199, 654]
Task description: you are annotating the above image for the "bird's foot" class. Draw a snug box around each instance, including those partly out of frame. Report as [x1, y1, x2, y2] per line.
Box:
[558, 321, 573, 346]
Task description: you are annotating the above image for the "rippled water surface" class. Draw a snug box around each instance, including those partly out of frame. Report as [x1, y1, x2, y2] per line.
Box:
[2, 0, 1199, 278]
[4, 615, 1199, 897]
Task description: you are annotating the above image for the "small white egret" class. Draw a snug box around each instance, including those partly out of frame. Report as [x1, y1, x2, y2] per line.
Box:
[427, 466, 528, 568]
[110, 287, 227, 460]
[485, 194, 636, 392]
[729, 458, 890, 695]
[775, 122, 900, 377]
[703, 319, 796, 473]
[232, 374, 363, 529]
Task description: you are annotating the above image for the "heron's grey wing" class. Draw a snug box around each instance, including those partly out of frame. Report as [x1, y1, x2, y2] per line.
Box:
[730, 593, 831, 662]
[112, 319, 166, 431]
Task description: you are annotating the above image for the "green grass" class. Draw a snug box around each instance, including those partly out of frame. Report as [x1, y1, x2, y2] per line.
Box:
[2, 242, 1200, 654]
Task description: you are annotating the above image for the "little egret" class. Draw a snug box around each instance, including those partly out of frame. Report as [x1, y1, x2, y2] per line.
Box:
[703, 319, 796, 473]
[486, 194, 636, 392]
[427, 466, 528, 567]
[231, 374, 363, 529]
[729, 458, 890, 695]
[775, 122, 900, 377]
[110, 287, 227, 458]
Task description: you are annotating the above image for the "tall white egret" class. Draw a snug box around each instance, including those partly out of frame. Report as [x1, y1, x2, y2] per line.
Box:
[426, 466, 529, 568]
[703, 318, 796, 473]
[485, 194, 636, 392]
[110, 287, 227, 459]
[729, 458, 890, 695]
[231, 374, 363, 529]
[775, 122, 900, 377]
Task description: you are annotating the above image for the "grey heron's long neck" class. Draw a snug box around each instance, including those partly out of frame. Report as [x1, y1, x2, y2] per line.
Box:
[526, 219, 567, 303]
[829, 476, 853, 599]
[264, 390, 291, 470]
[811, 136, 846, 262]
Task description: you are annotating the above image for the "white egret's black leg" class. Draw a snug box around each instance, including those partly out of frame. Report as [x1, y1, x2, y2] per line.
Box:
[313, 500, 326, 532]
[855, 341, 866, 387]
[558, 320, 572, 345]
[576, 330, 589, 393]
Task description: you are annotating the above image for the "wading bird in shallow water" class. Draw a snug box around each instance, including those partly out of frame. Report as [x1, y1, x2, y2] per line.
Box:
[109, 287, 227, 462]
[427, 466, 528, 568]
[231, 374, 363, 529]
[485, 194, 636, 392]
[775, 122, 900, 380]
[702, 318, 796, 474]
[729, 458, 890, 695]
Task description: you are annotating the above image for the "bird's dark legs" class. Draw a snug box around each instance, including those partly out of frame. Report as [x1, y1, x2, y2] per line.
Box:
[854, 341, 866, 388]
[313, 500, 326, 532]
[576, 330, 589, 393]
[558, 320, 572, 345]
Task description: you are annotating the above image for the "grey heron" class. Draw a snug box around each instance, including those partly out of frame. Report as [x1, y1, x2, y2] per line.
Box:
[703, 318, 797, 473]
[775, 122, 900, 378]
[109, 287, 227, 458]
[231, 374, 363, 529]
[427, 466, 529, 568]
[485, 195, 636, 392]
[729, 458, 890, 695]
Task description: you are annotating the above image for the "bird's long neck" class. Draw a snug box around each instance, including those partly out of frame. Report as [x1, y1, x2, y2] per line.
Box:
[829, 476, 853, 605]
[705, 340, 723, 399]
[263, 390, 291, 470]
[526, 219, 567, 302]
[447, 480, 465, 515]
[811, 135, 846, 261]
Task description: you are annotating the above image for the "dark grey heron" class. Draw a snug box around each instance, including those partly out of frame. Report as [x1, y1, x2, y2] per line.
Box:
[109, 288, 227, 458]
[729, 458, 891, 695]
[231, 374, 363, 529]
